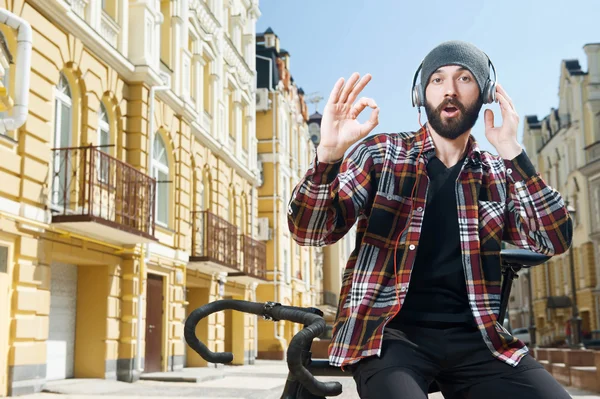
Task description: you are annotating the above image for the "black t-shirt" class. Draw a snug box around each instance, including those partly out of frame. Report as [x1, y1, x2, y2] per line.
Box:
[389, 154, 475, 328]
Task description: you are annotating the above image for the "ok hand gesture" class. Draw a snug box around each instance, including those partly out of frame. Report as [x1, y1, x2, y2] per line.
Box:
[317, 73, 380, 163]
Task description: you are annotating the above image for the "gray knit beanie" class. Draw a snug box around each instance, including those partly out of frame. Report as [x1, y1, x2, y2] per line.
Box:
[420, 40, 490, 99]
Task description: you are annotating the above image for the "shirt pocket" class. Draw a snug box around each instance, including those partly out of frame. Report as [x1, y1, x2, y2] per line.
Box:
[363, 191, 413, 249]
[478, 200, 506, 250]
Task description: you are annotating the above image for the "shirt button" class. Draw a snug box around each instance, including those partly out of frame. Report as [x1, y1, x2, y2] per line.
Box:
[506, 168, 513, 174]
[400, 286, 407, 292]
[409, 244, 416, 250]
[416, 207, 423, 212]
[386, 195, 392, 200]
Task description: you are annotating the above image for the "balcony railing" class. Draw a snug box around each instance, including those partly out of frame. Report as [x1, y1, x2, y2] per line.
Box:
[69, 0, 88, 19]
[191, 210, 239, 270]
[316, 291, 338, 308]
[50, 145, 156, 242]
[100, 11, 119, 48]
[237, 234, 267, 280]
[585, 141, 600, 165]
[190, 211, 267, 281]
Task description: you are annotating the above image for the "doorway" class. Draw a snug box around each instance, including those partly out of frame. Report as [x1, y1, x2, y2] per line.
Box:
[145, 274, 164, 373]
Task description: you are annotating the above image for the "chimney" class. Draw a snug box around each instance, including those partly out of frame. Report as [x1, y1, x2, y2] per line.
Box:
[584, 43, 600, 84]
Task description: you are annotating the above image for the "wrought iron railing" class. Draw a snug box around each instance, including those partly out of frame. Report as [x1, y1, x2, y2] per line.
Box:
[316, 291, 338, 308]
[239, 234, 267, 280]
[50, 145, 156, 238]
[191, 210, 239, 269]
[585, 141, 600, 165]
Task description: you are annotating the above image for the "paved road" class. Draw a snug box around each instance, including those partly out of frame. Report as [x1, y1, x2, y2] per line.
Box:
[19, 360, 599, 399]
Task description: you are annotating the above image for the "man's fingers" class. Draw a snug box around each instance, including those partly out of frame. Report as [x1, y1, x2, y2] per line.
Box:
[347, 74, 372, 105]
[328, 77, 345, 104]
[359, 107, 380, 136]
[484, 109, 494, 130]
[496, 92, 520, 129]
[496, 84, 515, 111]
[338, 73, 360, 104]
[350, 97, 377, 119]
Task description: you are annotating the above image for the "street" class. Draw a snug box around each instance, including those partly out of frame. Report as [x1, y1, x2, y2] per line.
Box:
[16, 360, 600, 399]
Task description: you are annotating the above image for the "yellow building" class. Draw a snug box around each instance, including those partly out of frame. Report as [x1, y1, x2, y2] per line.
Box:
[305, 111, 357, 329]
[0, 0, 263, 395]
[522, 44, 600, 346]
[254, 27, 324, 359]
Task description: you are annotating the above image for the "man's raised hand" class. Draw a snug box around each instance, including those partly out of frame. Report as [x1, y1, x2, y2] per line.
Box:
[317, 73, 380, 163]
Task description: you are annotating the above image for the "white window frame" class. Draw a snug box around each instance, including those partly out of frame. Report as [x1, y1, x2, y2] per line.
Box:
[152, 134, 169, 227]
[51, 74, 73, 210]
[97, 103, 110, 183]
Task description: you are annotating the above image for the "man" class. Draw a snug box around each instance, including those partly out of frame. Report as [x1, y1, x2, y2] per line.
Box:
[287, 41, 573, 398]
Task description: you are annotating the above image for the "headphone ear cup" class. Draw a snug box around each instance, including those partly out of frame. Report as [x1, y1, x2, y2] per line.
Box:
[412, 84, 421, 107]
[484, 80, 497, 104]
[412, 83, 425, 108]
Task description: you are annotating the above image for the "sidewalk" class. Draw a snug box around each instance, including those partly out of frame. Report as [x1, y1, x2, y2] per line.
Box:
[19, 360, 600, 398]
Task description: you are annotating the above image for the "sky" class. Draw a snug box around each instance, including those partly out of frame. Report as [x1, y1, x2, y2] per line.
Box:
[256, 0, 600, 154]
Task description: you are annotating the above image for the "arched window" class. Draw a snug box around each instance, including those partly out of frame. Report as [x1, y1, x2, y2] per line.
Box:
[52, 73, 73, 208]
[152, 134, 169, 226]
[0, 31, 10, 120]
[98, 103, 109, 148]
[97, 103, 110, 182]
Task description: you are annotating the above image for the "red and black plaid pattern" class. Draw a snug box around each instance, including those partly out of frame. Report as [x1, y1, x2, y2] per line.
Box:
[288, 127, 573, 369]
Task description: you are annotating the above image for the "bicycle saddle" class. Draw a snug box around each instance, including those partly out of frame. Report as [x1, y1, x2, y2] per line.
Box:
[500, 249, 550, 267]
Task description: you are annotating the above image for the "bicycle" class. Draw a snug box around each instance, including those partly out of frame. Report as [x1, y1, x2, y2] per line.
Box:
[184, 248, 550, 398]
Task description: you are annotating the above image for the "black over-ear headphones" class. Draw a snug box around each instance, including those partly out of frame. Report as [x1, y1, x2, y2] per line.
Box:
[411, 54, 498, 108]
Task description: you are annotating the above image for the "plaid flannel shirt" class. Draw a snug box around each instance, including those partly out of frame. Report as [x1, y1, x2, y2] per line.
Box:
[287, 126, 573, 369]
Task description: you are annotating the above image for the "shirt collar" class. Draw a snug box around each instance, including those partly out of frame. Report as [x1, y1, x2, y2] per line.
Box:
[415, 123, 482, 164]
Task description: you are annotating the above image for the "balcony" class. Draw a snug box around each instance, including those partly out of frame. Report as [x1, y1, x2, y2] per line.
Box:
[316, 290, 339, 321]
[228, 235, 267, 284]
[189, 210, 267, 282]
[50, 145, 156, 245]
[316, 291, 339, 308]
[100, 11, 119, 48]
[69, 0, 88, 20]
[581, 141, 600, 176]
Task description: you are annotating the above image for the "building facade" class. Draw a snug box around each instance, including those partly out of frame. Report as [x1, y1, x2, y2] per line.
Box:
[0, 0, 264, 395]
[254, 27, 324, 359]
[522, 44, 600, 346]
[305, 111, 357, 330]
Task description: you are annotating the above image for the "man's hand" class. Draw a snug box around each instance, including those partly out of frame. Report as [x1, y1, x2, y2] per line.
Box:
[484, 84, 523, 160]
[317, 73, 380, 163]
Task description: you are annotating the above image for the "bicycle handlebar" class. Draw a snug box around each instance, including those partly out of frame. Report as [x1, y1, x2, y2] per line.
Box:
[184, 299, 343, 397]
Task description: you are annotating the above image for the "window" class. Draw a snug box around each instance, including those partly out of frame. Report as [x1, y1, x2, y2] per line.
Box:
[98, 103, 110, 182]
[242, 105, 248, 151]
[304, 260, 309, 285]
[152, 134, 169, 226]
[228, 89, 235, 140]
[203, 58, 211, 115]
[0, 246, 7, 274]
[160, 0, 172, 67]
[52, 74, 72, 209]
[188, 35, 196, 103]
[283, 249, 290, 284]
[281, 118, 288, 150]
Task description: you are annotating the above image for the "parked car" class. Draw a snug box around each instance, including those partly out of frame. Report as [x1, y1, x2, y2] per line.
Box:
[512, 327, 531, 345]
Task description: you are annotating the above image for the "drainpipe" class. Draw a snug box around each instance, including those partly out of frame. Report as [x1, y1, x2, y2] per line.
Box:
[256, 54, 285, 346]
[0, 8, 32, 133]
[136, 79, 170, 375]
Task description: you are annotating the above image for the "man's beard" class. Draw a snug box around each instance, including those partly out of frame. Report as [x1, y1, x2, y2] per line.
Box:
[425, 96, 483, 140]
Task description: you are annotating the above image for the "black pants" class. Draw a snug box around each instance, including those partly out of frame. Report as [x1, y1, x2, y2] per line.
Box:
[350, 322, 571, 399]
